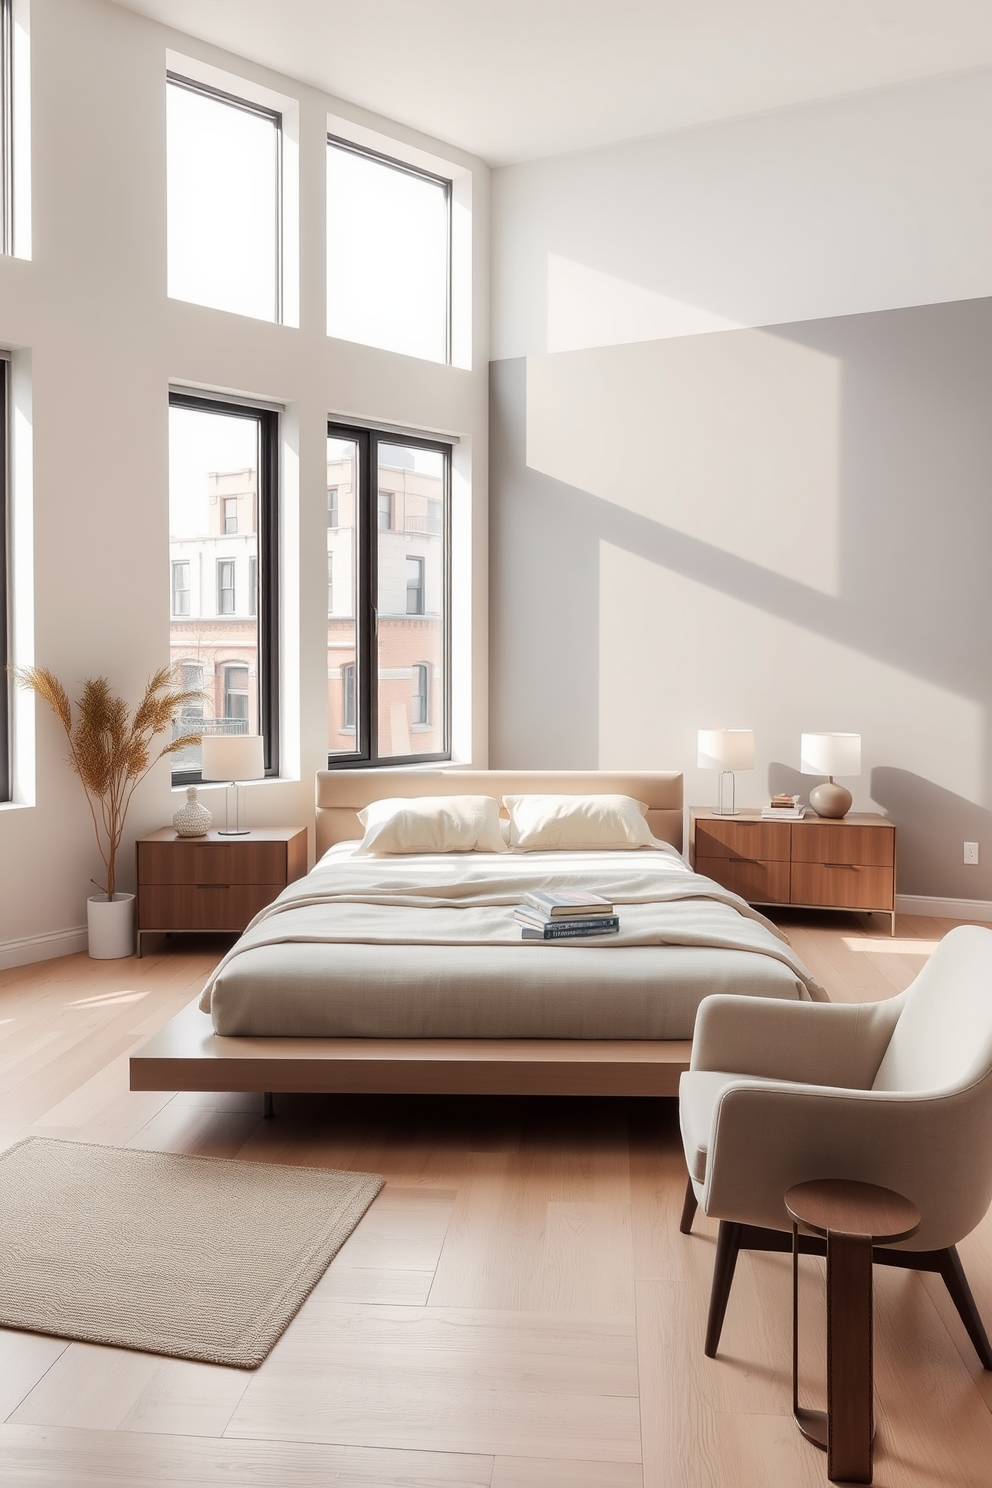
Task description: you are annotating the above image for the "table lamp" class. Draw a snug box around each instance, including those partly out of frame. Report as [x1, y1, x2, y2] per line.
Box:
[200, 734, 265, 835]
[800, 732, 861, 819]
[697, 728, 755, 816]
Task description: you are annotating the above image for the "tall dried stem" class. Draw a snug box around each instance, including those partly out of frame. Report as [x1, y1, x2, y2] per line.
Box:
[14, 666, 203, 900]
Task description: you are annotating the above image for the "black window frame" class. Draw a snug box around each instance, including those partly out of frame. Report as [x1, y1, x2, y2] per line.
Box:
[167, 70, 284, 324]
[0, 354, 9, 801]
[326, 419, 450, 769]
[169, 389, 279, 785]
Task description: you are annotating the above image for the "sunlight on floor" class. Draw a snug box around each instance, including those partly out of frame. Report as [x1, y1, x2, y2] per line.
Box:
[66, 990, 150, 1009]
[841, 938, 939, 955]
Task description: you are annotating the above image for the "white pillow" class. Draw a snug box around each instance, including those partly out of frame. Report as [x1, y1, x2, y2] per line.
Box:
[355, 795, 508, 855]
[501, 793, 657, 851]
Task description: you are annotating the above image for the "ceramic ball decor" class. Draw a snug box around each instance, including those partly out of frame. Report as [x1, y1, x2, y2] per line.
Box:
[173, 785, 212, 837]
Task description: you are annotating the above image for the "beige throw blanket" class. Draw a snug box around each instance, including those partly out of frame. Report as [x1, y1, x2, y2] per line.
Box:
[199, 846, 826, 1012]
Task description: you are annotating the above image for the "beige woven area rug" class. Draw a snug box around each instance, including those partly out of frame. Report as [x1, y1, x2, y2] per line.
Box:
[0, 1137, 383, 1368]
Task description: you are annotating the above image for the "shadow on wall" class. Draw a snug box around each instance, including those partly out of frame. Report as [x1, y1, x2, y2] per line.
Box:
[490, 298, 992, 899]
[870, 767, 992, 902]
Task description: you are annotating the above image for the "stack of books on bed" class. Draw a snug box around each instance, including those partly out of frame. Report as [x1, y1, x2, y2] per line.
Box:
[760, 794, 807, 821]
[514, 890, 620, 940]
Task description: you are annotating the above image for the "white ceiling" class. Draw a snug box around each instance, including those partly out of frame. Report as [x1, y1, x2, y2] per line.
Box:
[111, 0, 992, 165]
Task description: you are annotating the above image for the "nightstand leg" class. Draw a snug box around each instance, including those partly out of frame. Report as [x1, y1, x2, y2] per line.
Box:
[263, 1092, 274, 1120]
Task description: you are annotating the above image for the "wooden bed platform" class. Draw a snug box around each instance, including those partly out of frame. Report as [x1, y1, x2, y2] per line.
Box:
[129, 769, 690, 1103]
[130, 1000, 691, 1099]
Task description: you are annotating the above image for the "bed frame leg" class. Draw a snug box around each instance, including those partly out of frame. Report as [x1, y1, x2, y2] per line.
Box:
[263, 1092, 274, 1120]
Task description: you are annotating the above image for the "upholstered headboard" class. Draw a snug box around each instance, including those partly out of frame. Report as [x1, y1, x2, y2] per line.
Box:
[315, 769, 684, 860]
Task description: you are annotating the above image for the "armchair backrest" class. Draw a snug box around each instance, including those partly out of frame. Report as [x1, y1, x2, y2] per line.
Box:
[872, 925, 992, 1094]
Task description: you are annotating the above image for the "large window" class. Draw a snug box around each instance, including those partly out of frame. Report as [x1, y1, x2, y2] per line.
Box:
[167, 72, 282, 322]
[0, 354, 8, 800]
[1, 0, 12, 256]
[168, 392, 278, 781]
[326, 136, 450, 363]
[327, 422, 449, 765]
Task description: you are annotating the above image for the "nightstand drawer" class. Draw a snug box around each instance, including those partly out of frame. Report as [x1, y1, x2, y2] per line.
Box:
[695, 820, 791, 861]
[791, 862, 893, 912]
[792, 824, 894, 868]
[696, 856, 791, 904]
[137, 884, 281, 932]
[138, 841, 289, 886]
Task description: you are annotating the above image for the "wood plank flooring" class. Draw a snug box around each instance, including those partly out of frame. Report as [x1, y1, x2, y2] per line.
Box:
[0, 915, 990, 1485]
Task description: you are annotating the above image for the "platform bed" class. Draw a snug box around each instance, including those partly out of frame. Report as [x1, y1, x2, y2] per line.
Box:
[128, 768, 797, 1108]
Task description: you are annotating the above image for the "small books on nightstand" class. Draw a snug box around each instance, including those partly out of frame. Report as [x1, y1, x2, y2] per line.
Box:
[515, 889, 620, 940]
[761, 794, 807, 821]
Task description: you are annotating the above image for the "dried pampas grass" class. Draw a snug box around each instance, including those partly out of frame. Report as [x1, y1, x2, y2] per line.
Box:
[15, 666, 203, 900]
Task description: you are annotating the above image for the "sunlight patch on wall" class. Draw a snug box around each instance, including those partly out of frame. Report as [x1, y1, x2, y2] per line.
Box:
[597, 545, 984, 808]
[526, 330, 841, 595]
[547, 253, 744, 353]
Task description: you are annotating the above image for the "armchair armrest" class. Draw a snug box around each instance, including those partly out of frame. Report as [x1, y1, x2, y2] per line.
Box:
[703, 1079, 992, 1252]
[691, 993, 903, 1088]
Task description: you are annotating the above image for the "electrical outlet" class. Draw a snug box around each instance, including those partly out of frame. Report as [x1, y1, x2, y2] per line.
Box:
[964, 842, 980, 865]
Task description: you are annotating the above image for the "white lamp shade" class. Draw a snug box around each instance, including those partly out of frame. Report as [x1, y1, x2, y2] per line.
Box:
[697, 729, 755, 772]
[800, 732, 861, 778]
[200, 733, 265, 783]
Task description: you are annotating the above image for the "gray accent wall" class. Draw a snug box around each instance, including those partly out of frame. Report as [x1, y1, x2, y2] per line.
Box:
[490, 297, 992, 899]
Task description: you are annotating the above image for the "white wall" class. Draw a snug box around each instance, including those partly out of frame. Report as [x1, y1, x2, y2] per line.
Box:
[493, 67, 992, 360]
[490, 69, 992, 900]
[0, 0, 490, 965]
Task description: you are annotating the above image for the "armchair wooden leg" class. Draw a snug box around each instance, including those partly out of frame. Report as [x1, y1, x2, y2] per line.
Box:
[680, 1177, 698, 1235]
[937, 1246, 992, 1370]
[705, 1221, 743, 1358]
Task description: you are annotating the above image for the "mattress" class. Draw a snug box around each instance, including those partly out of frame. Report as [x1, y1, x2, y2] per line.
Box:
[201, 843, 825, 1039]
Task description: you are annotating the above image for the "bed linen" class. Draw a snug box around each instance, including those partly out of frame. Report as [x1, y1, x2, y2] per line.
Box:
[199, 842, 826, 1039]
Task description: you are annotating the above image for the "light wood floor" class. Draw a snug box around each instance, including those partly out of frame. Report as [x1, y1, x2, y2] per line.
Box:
[0, 913, 991, 1486]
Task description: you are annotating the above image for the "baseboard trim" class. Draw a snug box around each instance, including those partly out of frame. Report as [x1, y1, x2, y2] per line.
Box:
[0, 925, 88, 970]
[895, 894, 992, 922]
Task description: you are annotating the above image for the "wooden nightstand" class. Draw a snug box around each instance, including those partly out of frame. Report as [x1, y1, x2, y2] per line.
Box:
[135, 827, 308, 957]
[689, 808, 896, 935]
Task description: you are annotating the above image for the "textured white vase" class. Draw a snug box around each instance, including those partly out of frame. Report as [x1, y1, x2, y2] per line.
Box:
[87, 893, 135, 960]
[173, 785, 212, 837]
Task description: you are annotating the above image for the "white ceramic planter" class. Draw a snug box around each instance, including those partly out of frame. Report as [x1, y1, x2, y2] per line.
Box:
[87, 893, 135, 960]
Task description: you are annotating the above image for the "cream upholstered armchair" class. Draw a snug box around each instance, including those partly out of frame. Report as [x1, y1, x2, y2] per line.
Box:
[679, 924, 992, 1366]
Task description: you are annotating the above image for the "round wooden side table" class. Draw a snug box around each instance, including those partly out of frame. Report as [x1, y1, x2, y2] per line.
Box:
[786, 1179, 920, 1486]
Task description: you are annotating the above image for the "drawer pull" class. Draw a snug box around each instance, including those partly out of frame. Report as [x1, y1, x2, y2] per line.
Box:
[824, 863, 858, 870]
[196, 883, 230, 889]
[729, 856, 760, 865]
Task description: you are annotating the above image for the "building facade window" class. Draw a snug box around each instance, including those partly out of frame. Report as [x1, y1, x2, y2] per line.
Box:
[179, 662, 204, 720]
[327, 421, 450, 767]
[342, 662, 355, 731]
[223, 663, 250, 722]
[168, 390, 279, 783]
[326, 135, 451, 363]
[223, 496, 238, 534]
[171, 560, 190, 615]
[412, 663, 429, 727]
[327, 487, 338, 528]
[0, 354, 9, 800]
[327, 553, 334, 617]
[217, 558, 236, 614]
[167, 71, 283, 323]
[405, 555, 425, 616]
